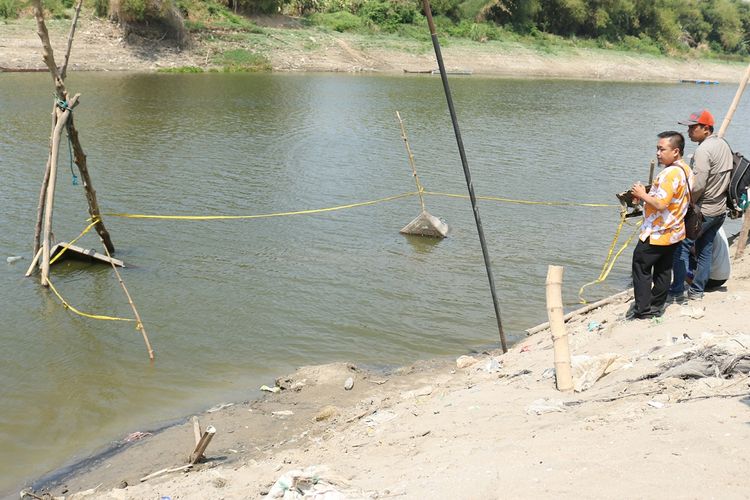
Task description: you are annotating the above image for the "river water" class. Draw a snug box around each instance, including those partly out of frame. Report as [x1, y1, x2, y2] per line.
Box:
[0, 72, 746, 492]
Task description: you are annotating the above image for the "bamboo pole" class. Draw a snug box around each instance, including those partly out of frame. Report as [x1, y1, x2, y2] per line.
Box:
[735, 188, 750, 259]
[718, 62, 750, 138]
[396, 111, 426, 212]
[25, 248, 43, 277]
[40, 96, 79, 286]
[189, 425, 216, 464]
[33, 103, 58, 258]
[420, 0, 508, 353]
[101, 243, 154, 360]
[545, 265, 573, 392]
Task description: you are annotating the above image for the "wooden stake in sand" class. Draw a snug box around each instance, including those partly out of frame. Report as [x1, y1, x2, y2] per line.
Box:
[190, 425, 216, 464]
[192, 415, 202, 445]
[396, 111, 449, 238]
[545, 265, 573, 392]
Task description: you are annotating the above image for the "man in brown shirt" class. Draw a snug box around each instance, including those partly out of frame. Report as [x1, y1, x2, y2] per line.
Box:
[670, 109, 733, 300]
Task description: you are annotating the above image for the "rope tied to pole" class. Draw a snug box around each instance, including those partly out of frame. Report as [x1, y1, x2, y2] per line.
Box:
[65, 128, 78, 185]
[55, 96, 71, 112]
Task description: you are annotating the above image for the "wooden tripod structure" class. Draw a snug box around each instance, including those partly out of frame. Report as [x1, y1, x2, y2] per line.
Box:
[26, 0, 115, 285]
[26, 1, 156, 361]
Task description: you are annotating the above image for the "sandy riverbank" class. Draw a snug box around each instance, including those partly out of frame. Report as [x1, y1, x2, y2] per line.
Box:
[18, 234, 750, 499]
[1, 14, 749, 81]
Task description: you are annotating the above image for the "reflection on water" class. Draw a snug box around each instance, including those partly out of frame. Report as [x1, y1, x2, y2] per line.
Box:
[0, 72, 746, 492]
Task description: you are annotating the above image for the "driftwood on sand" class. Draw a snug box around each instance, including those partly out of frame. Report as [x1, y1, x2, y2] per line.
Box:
[526, 288, 633, 336]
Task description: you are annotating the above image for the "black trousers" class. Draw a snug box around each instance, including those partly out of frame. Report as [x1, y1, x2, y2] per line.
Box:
[632, 239, 678, 318]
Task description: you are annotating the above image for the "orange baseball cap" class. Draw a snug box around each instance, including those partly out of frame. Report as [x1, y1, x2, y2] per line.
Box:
[678, 109, 714, 126]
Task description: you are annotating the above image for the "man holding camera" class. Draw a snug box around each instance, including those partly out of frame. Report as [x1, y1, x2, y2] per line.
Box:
[630, 131, 691, 320]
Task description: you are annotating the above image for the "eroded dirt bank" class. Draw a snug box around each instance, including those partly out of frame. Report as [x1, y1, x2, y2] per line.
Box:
[1, 15, 748, 82]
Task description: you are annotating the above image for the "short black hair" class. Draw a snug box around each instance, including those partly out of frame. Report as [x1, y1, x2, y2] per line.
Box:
[657, 130, 685, 156]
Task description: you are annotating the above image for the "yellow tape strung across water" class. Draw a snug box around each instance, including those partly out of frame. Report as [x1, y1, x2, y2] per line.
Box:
[102, 190, 619, 221]
[423, 191, 619, 208]
[578, 210, 641, 303]
[47, 278, 136, 322]
[103, 191, 420, 220]
[67, 188, 623, 317]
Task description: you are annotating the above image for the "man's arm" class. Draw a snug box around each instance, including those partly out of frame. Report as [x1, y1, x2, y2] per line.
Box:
[632, 181, 669, 210]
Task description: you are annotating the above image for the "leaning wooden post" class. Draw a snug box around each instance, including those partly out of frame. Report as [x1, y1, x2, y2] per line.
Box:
[189, 425, 216, 464]
[718, 62, 750, 138]
[396, 111, 426, 212]
[192, 416, 202, 445]
[40, 97, 79, 286]
[33, 103, 58, 257]
[396, 111, 448, 238]
[102, 243, 154, 360]
[735, 187, 750, 259]
[545, 265, 573, 391]
[67, 117, 115, 253]
[60, 0, 83, 81]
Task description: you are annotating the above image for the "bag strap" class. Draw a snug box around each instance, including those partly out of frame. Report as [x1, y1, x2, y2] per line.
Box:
[721, 136, 735, 156]
[674, 162, 693, 205]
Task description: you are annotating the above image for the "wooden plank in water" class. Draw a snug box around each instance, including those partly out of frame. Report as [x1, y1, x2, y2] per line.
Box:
[50, 242, 124, 267]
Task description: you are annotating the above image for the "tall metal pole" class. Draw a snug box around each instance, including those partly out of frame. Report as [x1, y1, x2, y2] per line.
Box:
[420, 0, 508, 352]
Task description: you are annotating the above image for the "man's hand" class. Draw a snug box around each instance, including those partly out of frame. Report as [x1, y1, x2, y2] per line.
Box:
[631, 182, 647, 202]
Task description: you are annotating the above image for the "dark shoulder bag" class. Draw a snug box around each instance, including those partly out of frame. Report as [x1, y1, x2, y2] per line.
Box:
[678, 165, 703, 240]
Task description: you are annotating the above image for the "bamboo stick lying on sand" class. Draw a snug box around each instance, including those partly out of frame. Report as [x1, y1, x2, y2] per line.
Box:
[525, 288, 633, 336]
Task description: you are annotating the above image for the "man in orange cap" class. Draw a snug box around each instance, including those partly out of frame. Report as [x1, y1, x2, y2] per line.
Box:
[670, 109, 732, 301]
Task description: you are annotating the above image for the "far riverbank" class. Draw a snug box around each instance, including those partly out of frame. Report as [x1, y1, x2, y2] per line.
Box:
[1, 14, 749, 81]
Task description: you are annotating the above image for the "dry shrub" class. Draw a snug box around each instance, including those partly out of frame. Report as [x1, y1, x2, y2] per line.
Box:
[109, 0, 189, 47]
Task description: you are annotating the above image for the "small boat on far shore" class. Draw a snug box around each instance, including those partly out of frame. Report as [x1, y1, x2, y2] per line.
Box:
[0, 66, 47, 72]
[403, 68, 473, 75]
[679, 78, 719, 84]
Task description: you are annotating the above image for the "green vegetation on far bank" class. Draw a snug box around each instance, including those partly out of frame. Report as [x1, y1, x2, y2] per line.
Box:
[4, 0, 750, 70]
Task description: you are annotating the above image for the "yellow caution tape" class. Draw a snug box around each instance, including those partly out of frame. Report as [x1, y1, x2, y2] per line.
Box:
[103, 192, 420, 220]
[49, 218, 100, 266]
[578, 210, 641, 303]
[47, 278, 135, 322]
[423, 191, 619, 208]
[101, 190, 619, 222]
